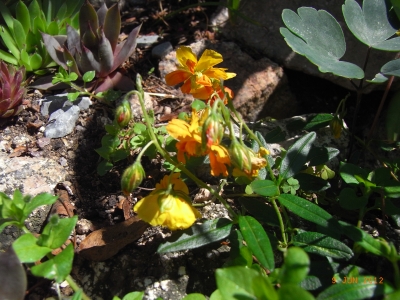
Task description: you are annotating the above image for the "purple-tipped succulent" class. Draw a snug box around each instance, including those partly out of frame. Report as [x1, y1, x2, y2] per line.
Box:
[41, 0, 141, 92]
[0, 61, 26, 118]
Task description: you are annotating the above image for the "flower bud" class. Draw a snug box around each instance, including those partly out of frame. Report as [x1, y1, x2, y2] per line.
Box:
[115, 99, 132, 128]
[201, 112, 225, 149]
[229, 139, 253, 173]
[121, 161, 145, 196]
[330, 115, 343, 139]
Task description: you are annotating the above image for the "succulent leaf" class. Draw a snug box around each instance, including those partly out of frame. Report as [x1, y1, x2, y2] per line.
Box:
[66, 25, 82, 57]
[41, 32, 67, 68]
[62, 48, 81, 76]
[97, 3, 108, 26]
[104, 3, 120, 52]
[82, 24, 99, 51]
[111, 24, 141, 73]
[80, 0, 99, 39]
[80, 43, 101, 74]
[12, 19, 26, 50]
[98, 29, 114, 76]
[28, 0, 41, 28]
[15, 1, 30, 35]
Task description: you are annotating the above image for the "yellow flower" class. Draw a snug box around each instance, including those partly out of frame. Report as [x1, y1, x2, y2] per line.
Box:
[232, 147, 267, 179]
[165, 46, 236, 100]
[134, 173, 201, 230]
[167, 109, 231, 177]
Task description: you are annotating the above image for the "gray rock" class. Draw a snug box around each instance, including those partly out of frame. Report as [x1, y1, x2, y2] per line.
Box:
[214, 0, 398, 91]
[159, 40, 297, 121]
[44, 106, 81, 138]
[152, 42, 173, 59]
[137, 35, 160, 48]
[40, 94, 92, 117]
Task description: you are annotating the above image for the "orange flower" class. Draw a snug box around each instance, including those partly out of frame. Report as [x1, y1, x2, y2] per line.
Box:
[166, 109, 231, 176]
[165, 46, 236, 100]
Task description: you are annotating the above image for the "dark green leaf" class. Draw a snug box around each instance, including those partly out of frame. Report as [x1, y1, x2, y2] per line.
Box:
[250, 179, 279, 197]
[293, 232, 353, 259]
[224, 230, 253, 268]
[303, 114, 334, 131]
[15, 1, 30, 35]
[278, 194, 341, 233]
[12, 233, 52, 263]
[280, 132, 316, 180]
[262, 127, 286, 143]
[338, 188, 368, 210]
[339, 162, 369, 186]
[97, 160, 113, 176]
[216, 266, 278, 300]
[385, 91, 400, 142]
[239, 198, 280, 227]
[278, 284, 315, 300]
[157, 219, 232, 253]
[308, 146, 339, 166]
[239, 216, 275, 271]
[31, 243, 74, 283]
[294, 173, 331, 192]
[343, 0, 400, 51]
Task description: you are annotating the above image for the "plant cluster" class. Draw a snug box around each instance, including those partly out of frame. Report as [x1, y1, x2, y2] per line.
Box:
[3, 0, 400, 299]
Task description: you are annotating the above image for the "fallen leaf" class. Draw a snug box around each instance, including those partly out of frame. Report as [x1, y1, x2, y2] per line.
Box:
[78, 216, 149, 261]
[51, 190, 75, 216]
[122, 198, 132, 220]
[8, 146, 27, 158]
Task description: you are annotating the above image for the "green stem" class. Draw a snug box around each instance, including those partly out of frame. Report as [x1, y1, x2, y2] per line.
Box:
[271, 197, 287, 247]
[65, 275, 91, 300]
[133, 86, 239, 221]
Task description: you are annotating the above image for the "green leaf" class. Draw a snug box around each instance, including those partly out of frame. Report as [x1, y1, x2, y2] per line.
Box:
[12, 233, 52, 263]
[31, 243, 74, 283]
[280, 8, 363, 79]
[339, 162, 369, 186]
[262, 127, 286, 143]
[294, 173, 331, 193]
[157, 219, 232, 253]
[239, 216, 275, 271]
[12, 18, 26, 50]
[182, 294, 207, 300]
[338, 188, 368, 210]
[303, 114, 334, 131]
[316, 277, 393, 300]
[216, 266, 278, 300]
[15, 1, 30, 35]
[293, 232, 353, 259]
[280, 132, 316, 180]
[250, 179, 279, 197]
[0, 25, 20, 60]
[192, 99, 206, 111]
[38, 215, 77, 249]
[224, 230, 253, 268]
[67, 92, 80, 101]
[385, 90, 400, 142]
[278, 194, 341, 233]
[24, 193, 58, 220]
[122, 291, 145, 300]
[82, 70, 95, 82]
[0, 48, 18, 64]
[343, 0, 400, 51]
[47, 20, 59, 35]
[280, 247, 310, 285]
[278, 284, 315, 300]
[30, 52, 43, 70]
[133, 123, 147, 135]
[0, 248, 27, 300]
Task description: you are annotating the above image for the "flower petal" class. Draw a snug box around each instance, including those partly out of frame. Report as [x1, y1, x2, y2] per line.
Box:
[196, 49, 223, 71]
[165, 70, 191, 86]
[166, 119, 191, 140]
[176, 46, 197, 68]
[204, 68, 236, 80]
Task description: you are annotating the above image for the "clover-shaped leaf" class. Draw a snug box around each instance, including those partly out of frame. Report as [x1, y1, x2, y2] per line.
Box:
[343, 0, 400, 51]
[280, 7, 364, 79]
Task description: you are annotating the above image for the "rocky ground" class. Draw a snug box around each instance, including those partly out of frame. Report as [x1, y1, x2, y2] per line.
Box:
[0, 0, 397, 299]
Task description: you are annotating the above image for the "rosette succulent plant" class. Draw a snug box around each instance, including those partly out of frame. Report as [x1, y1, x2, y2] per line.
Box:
[0, 61, 26, 118]
[0, 0, 83, 74]
[41, 0, 141, 92]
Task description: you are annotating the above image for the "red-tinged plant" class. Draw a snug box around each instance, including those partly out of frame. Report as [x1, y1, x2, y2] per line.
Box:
[40, 0, 141, 92]
[0, 61, 26, 118]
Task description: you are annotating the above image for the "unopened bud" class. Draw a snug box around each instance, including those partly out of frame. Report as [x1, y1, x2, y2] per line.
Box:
[115, 99, 132, 127]
[229, 139, 252, 173]
[202, 112, 224, 149]
[121, 161, 145, 196]
[330, 116, 343, 139]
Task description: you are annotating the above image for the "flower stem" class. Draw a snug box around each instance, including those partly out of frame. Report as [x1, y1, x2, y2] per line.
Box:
[65, 275, 91, 300]
[271, 197, 288, 247]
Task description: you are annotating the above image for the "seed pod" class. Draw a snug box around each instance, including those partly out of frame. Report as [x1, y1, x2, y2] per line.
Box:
[121, 161, 145, 196]
[201, 112, 224, 150]
[228, 139, 252, 173]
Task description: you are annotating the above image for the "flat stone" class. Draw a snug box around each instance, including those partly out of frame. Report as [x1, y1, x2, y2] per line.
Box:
[152, 42, 173, 59]
[137, 35, 160, 48]
[0, 152, 68, 196]
[159, 40, 297, 121]
[40, 94, 92, 117]
[44, 106, 80, 138]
